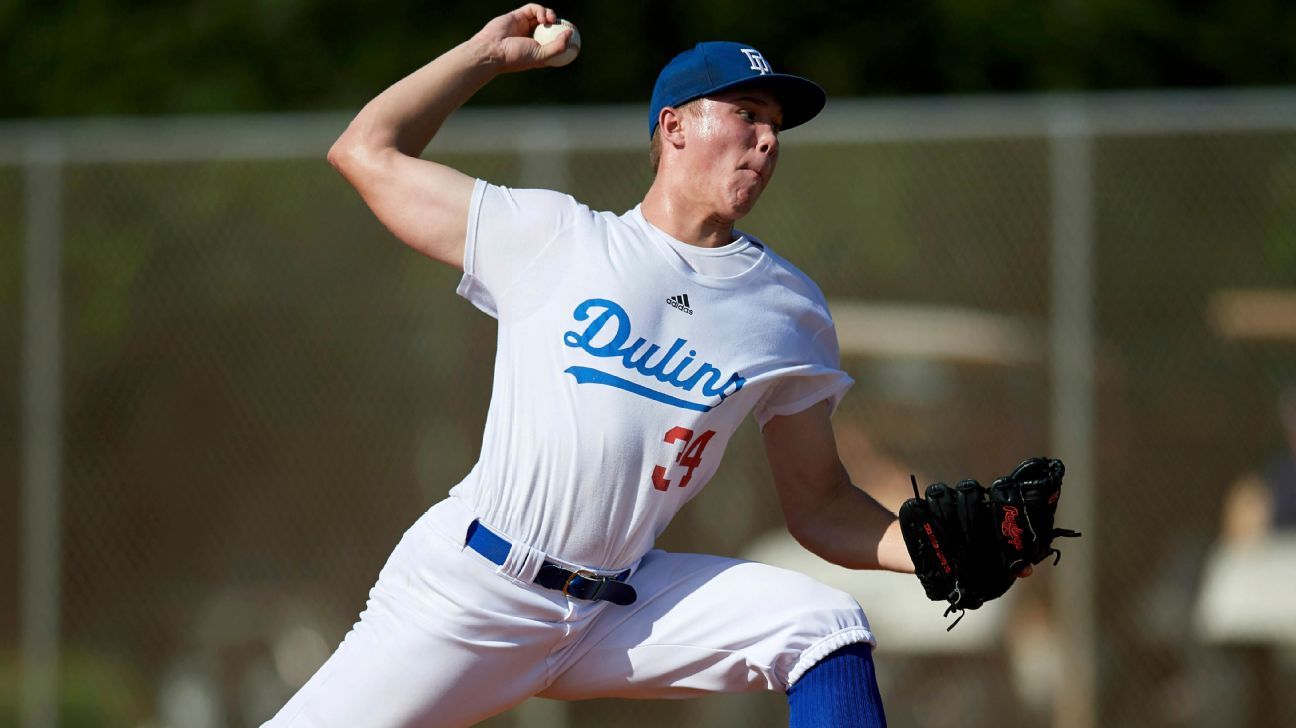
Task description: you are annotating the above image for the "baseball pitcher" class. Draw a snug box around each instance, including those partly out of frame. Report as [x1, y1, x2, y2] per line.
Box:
[264, 5, 1076, 727]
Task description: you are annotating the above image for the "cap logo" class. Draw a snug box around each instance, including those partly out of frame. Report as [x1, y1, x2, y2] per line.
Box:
[739, 48, 771, 75]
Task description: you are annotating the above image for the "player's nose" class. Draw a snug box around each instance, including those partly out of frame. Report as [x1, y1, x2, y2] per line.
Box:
[757, 124, 779, 156]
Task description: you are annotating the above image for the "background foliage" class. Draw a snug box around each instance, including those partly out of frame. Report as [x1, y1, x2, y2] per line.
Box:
[5, 0, 1296, 118]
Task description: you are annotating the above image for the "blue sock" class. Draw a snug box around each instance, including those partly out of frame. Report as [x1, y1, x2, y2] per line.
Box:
[786, 642, 887, 728]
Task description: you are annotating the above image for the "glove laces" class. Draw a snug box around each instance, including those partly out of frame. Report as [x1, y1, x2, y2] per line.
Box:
[1046, 528, 1083, 565]
[943, 586, 970, 631]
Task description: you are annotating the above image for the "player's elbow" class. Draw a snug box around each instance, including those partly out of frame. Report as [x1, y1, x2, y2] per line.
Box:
[328, 120, 388, 175]
[782, 501, 827, 554]
[785, 519, 848, 567]
[327, 135, 394, 194]
[327, 133, 363, 176]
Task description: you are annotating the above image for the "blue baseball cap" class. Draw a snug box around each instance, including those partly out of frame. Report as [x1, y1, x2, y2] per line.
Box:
[648, 41, 826, 138]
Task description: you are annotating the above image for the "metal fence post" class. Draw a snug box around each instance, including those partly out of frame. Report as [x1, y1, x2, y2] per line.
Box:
[21, 129, 64, 728]
[1048, 98, 1099, 728]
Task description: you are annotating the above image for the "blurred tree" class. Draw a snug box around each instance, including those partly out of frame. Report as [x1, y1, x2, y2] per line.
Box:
[3, 0, 1296, 118]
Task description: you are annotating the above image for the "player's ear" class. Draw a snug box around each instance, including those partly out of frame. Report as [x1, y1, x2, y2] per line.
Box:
[659, 106, 687, 148]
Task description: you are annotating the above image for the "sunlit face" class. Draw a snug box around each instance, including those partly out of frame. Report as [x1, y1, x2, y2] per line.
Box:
[675, 88, 784, 221]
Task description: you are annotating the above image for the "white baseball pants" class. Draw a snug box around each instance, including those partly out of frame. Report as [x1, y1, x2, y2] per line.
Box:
[264, 496, 874, 727]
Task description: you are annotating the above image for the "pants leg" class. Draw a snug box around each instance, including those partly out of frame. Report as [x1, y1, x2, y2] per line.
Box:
[540, 549, 875, 700]
[263, 502, 570, 728]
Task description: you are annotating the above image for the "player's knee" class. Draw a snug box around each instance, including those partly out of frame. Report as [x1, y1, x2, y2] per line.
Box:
[768, 577, 873, 687]
[777, 573, 868, 629]
[805, 589, 870, 649]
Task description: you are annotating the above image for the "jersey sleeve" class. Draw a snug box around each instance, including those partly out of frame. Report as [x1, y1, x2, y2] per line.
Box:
[456, 180, 586, 319]
[753, 323, 854, 430]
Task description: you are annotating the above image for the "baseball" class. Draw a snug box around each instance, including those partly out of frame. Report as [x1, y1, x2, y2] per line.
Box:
[533, 19, 580, 67]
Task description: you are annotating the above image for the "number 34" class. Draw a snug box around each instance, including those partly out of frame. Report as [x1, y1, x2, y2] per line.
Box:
[651, 426, 716, 491]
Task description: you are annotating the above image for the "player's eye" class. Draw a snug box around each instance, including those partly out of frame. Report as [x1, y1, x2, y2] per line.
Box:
[736, 106, 780, 135]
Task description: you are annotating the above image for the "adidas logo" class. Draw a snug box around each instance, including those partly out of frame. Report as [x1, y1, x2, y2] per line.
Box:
[666, 293, 693, 315]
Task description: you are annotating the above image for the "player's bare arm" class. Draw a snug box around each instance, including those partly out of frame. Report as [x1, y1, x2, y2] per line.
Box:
[763, 400, 915, 573]
[327, 4, 575, 268]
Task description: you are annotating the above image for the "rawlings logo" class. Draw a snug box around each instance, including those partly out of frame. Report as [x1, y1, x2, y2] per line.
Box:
[924, 523, 952, 574]
[1001, 506, 1025, 551]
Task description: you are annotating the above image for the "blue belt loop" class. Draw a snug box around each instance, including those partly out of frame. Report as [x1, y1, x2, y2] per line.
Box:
[464, 519, 510, 566]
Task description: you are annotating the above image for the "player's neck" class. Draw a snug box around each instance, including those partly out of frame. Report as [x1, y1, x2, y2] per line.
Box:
[640, 181, 737, 249]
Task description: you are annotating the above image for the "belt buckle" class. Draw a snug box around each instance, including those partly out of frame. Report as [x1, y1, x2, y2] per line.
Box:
[562, 569, 598, 598]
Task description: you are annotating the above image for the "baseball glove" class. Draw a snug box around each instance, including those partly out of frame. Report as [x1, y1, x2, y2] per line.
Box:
[898, 457, 1080, 629]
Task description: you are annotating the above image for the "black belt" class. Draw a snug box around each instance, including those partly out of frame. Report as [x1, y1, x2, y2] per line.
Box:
[465, 520, 637, 606]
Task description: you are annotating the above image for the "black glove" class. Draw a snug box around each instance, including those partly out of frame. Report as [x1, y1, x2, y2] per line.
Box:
[898, 457, 1081, 628]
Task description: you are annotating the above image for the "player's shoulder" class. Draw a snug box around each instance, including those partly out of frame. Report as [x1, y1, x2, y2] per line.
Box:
[477, 180, 626, 244]
[744, 232, 833, 311]
[480, 180, 595, 218]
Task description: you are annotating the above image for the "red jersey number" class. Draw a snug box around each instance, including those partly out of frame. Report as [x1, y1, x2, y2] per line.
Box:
[651, 426, 717, 491]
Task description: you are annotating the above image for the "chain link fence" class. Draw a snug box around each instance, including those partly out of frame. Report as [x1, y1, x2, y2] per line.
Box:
[5, 91, 1296, 727]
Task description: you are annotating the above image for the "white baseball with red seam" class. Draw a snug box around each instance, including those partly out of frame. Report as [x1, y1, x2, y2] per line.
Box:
[533, 19, 580, 67]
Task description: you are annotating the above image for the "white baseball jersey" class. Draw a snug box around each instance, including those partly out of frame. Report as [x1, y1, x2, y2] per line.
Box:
[452, 179, 853, 571]
[265, 181, 874, 728]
